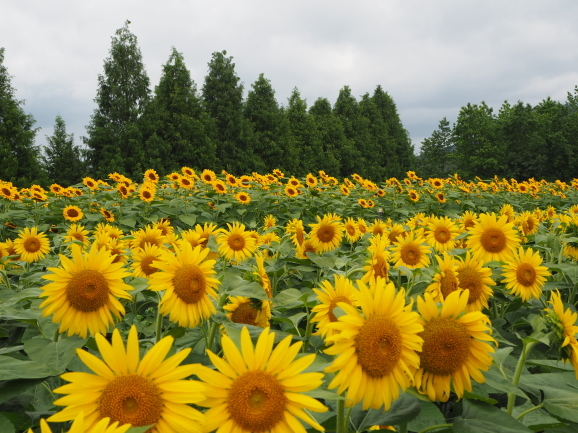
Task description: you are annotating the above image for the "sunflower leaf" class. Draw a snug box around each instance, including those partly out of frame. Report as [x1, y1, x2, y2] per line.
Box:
[453, 399, 533, 432]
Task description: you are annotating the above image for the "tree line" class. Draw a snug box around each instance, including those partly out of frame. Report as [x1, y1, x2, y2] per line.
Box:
[0, 21, 413, 187]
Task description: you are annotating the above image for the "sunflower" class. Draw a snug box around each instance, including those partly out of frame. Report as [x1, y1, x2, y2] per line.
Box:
[212, 179, 228, 195]
[324, 278, 423, 410]
[459, 210, 478, 232]
[64, 224, 91, 248]
[500, 204, 515, 223]
[116, 184, 130, 199]
[426, 253, 460, 302]
[254, 252, 273, 298]
[361, 235, 390, 283]
[386, 224, 405, 244]
[94, 223, 124, 240]
[455, 252, 495, 312]
[358, 199, 368, 208]
[61, 205, 83, 222]
[195, 327, 327, 433]
[357, 218, 368, 235]
[181, 166, 196, 177]
[272, 168, 284, 178]
[179, 176, 194, 189]
[305, 173, 318, 187]
[131, 226, 165, 250]
[201, 169, 217, 184]
[368, 219, 387, 237]
[286, 218, 306, 248]
[217, 222, 257, 264]
[309, 213, 344, 253]
[408, 189, 419, 202]
[340, 185, 350, 196]
[14, 227, 51, 263]
[468, 213, 520, 263]
[391, 231, 432, 270]
[311, 275, 358, 339]
[48, 326, 205, 432]
[501, 247, 550, 301]
[148, 242, 220, 328]
[295, 237, 318, 259]
[435, 192, 446, 203]
[83, 177, 99, 190]
[100, 208, 115, 222]
[518, 210, 539, 237]
[425, 216, 459, 253]
[39, 244, 132, 338]
[143, 169, 159, 183]
[429, 178, 444, 189]
[195, 222, 219, 248]
[167, 172, 181, 182]
[263, 214, 277, 230]
[224, 296, 270, 327]
[287, 177, 302, 188]
[30, 413, 131, 433]
[415, 290, 495, 402]
[343, 217, 361, 243]
[284, 185, 300, 197]
[130, 244, 164, 279]
[545, 290, 578, 378]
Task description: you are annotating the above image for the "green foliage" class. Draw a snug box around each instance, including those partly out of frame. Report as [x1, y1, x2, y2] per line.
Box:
[84, 21, 151, 179]
[42, 115, 85, 185]
[418, 117, 455, 178]
[309, 97, 344, 175]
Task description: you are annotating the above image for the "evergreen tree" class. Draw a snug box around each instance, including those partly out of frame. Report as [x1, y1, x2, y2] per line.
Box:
[202, 51, 259, 173]
[418, 117, 455, 178]
[309, 97, 344, 176]
[141, 47, 215, 173]
[84, 21, 150, 179]
[371, 86, 414, 178]
[0, 48, 46, 186]
[43, 115, 85, 185]
[244, 73, 290, 172]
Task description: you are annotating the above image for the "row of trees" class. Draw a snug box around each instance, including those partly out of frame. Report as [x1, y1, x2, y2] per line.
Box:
[418, 90, 578, 181]
[0, 22, 414, 187]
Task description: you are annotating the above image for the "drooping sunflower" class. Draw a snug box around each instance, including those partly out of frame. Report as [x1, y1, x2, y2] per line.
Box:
[408, 189, 420, 202]
[195, 327, 327, 433]
[343, 217, 361, 243]
[295, 237, 318, 259]
[426, 253, 460, 302]
[39, 244, 132, 338]
[501, 247, 550, 301]
[309, 214, 344, 253]
[48, 326, 206, 432]
[458, 210, 478, 232]
[500, 203, 515, 223]
[468, 212, 520, 263]
[100, 208, 115, 222]
[148, 242, 220, 328]
[263, 214, 277, 230]
[224, 296, 270, 328]
[254, 252, 273, 298]
[286, 218, 306, 248]
[455, 252, 495, 312]
[545, 290, 578, 378]
[425, 216, 459, 253]
[130, 244, 164, 279]
[217, 222, 257, 264]
[361, 235, 390, 283]
[391, 231, 432, 270]
[324, 278, 423, 410]
[63, 224, 91, 249]
[415, 290, 495, 402]
[14, 226, 51, 263]
[311, 275, 358, 339]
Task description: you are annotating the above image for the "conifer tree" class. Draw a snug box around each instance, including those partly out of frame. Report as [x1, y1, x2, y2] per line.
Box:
[141, 48, 215, 173]
[84, 21, 150, 179]
[309, 97, 344, 176]
[43, 115, 85, 185]
[418, 117, 454, 178]
[0, 48, 46, 186]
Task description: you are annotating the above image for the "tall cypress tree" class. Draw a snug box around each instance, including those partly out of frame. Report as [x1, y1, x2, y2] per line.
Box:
[141, 48, 215, 173]
[309, 97, 345, 176]
[0, 48, 46, 186]
[418, 117, 455, 178]
[202, 51, 258, 173]
[84, 21, 150, 179]
[43, 115, 85, 185]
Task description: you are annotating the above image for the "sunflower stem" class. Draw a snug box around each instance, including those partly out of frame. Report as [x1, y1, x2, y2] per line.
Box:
[516, 403, 544, 420]
[506, 340, 537, 415]
[336, 396, 346, 433]
[302, 312, 317, 353]
[398, 422, 408, 433]
[155, 307, 164, 344]
[416, 423, 453, 433]
[206, 291, 229, 352]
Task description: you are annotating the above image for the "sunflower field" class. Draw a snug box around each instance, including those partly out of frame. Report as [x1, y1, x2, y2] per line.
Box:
[1, 168, 578, 433]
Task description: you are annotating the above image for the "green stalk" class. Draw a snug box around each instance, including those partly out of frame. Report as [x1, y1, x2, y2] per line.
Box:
[516, 403, 544, 420]
[301, 312, 317, 353]
[206, 291, 229, 353]
[398, 422, 408, 433]
[155, 309, 163, 344]
[506, 340, 537, 415]
[417, 424, 453, 433]
[336, 397, 346, 433]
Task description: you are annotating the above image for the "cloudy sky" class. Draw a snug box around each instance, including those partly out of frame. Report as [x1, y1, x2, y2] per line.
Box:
[2, 1, 578, 154]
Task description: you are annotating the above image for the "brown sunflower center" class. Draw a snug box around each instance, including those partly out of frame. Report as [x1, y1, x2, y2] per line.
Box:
[99, 374, 163, 428]
[138, 235, 161, 248]
[228, 234, 246, 251]
[355, 315, 402, 378]
[66, 208, 79, 218]
[479, 228, 507, 253]
[140, 256, 158, 276]
[372, 255, 389, 279]
[227, 370, 287, 432]
[516, 263, 537, 287]
[457, 268, 483, 304]
[66, 269, 109, 312]
[419, 317, 471, 375]
[400, 244, 421, 266]
[346, 224, 356, 236]
[434, 227, 450, 243]
[23, 237, 41, 253]
[230, 302, 259, 325]
[328, 296, 352, 322]
[317, 225, 335, 243]
[440, 269, 459, 299]
[172, 264, 207, 304]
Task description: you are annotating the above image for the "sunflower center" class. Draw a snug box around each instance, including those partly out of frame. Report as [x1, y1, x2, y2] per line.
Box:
[479, 228, 506, 253]
[172, 264, 207, 304]
[457, 268, 483, 304]
[440, 269, 459, 299]
[372, 255, 389, 279]
[99, 374, 163, 428]
[516, 263, 536, 287]
[139, 235, 161, 248]
[434, 227, 450, 243]
[346, 225, 356, 236]
[66, 270, 109, 312]
[67, 208, 79, 218]
[228, 234, 246, 251]
[23, 237, 41, 252]
[317, 225, 335, 243]
[400, 244, 421, 266]
[328, 296, 352, 322]
[420, 317, 471, 376]
[355, 315, 402, 378]
[140, 256, 158, 276]
[231, 302, 259, 325]
[227, 370, 287, 432]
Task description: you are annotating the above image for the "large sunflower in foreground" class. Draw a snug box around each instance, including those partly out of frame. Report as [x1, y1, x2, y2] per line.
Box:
[545, 290, 578, 378]
[148, 242, 220, 328]
[195, 327, 327, 433]
[468, 213, 520, 263]
[311, 275, 358, 339]
[414, 290, 495, 402]
[502, 247, 550, 301]
[309, 214, 344, 253]
[130, 244, 164, 279]
[31, 413, 130, 433]
[48, 326, 206, 432]
[14, 226, 51, 263]
[324, 278, 423, 410]
[217, 222, 257, 264]
[40, 244, 132, 338]
[390, 230, 432, 270]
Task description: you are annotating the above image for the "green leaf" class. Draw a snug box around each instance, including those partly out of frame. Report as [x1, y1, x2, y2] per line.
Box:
[119, 216, 137, 228]
[353, 393, 421, 431]
[408, 401, 446, 432]
[178, 215, 197, 226]
[306, 252, 337, 269]
[513, 400, 566, 432]
[273, 289, 303, 309]
[453, 399, 533, 432]
[0, 378, 47, 404]
[24, 336, 86, 374]
[226, 282, 270, 300]
[483, 368, 528, 400]
[0, 414, 15, 433]
[0, 356, 58, 380]
[542, 388, 578, 423]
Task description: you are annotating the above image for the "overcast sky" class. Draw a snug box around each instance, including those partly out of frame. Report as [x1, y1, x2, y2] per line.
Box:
[2, 1, 578, 155]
